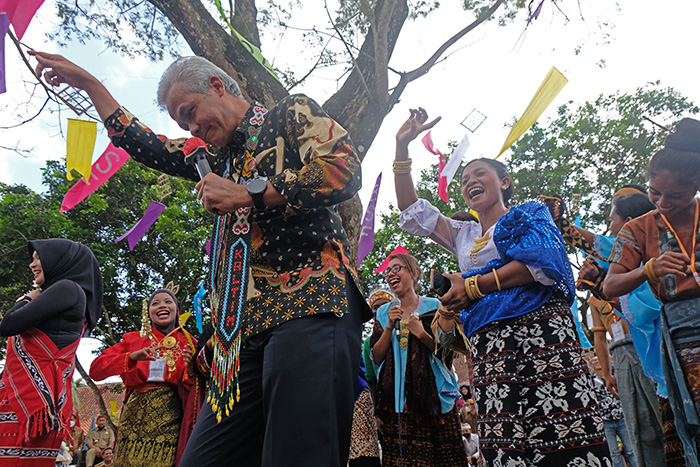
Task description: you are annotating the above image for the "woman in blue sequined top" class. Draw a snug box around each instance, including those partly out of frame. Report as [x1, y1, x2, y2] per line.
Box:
[393, 107, 611, 466]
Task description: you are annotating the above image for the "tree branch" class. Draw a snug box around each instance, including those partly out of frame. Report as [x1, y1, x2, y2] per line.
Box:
[324, 0, 371, 98]
[390, 0, 506, 106]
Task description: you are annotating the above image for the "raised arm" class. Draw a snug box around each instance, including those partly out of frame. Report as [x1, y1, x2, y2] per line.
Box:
[30, 51, 200, 181]
[29, 51, 120, 122]
[394, 107, 440, 211]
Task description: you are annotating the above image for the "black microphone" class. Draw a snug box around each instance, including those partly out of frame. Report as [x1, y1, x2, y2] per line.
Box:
[389, 298, 401, 330]
[183, 137, 214, 178]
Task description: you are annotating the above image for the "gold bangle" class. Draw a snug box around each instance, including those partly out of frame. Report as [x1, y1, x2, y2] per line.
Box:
[645, 258, 659, 283]
[492, 269, 502, 292]
[590, 326, 606, 333]
[392, 158, 412, 174]
[471, 275, 484, 299]
[464, 275, 484, 301]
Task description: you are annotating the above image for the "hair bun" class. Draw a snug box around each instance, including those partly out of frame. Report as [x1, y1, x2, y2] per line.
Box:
[665, 118, 700, 153]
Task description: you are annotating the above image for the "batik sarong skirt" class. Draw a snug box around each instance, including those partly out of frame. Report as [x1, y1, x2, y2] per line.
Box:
[0, 386, 62, 467]
[349, 387, 380, 460]
[115, 384, 182, 467]
[469, 296, 611, 466]
[378, 406, 467, 467]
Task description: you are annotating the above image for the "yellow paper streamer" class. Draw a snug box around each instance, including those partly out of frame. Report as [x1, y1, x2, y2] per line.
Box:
[66, 119, 97, 180]
[109, 400, 117, 416]
[495, 67, 568, 159]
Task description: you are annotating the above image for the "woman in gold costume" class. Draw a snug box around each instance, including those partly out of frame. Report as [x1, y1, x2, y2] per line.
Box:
[90, 287, 205, 467]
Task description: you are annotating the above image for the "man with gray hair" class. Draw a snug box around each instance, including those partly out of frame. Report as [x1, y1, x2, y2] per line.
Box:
[31, 51, 369, 467]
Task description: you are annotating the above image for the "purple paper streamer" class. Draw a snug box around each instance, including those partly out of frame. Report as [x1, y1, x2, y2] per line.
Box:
[529, 0, 545, 22]
[0, 13, 9, 95]
[115, 200, 166, 251]
[357, 172, 382, 267]
[205, 238, 211, 257]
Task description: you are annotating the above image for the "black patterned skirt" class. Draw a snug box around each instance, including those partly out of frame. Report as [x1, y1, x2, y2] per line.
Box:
[469, 297, 611, 466]
[115, 385, 182, 467]
[378, 406, 467, 467]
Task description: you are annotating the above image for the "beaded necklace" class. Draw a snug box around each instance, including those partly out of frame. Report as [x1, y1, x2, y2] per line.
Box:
[658, 198, 700, 288]
[397, 296, 423, 350]
[150, 326, 182, 375]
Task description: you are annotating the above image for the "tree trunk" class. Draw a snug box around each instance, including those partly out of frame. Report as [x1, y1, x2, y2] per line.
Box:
[148, 0, 287, 108]
[324, 0, 410, 160]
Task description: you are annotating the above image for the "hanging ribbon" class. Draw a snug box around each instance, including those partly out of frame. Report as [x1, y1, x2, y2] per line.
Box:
[115, 200, 166, 250]
[0, 0, 45, 40]
[495, 66, 568, 159]
[193, 283, 207, 333]
[61, 143, 130, 212]
[66, 119, 97, 181]
[212, 0, 280, 83]
[0, 13, 8, 95]
[421, 131, 448, 203]
[357, 172, 383, 267]
[373, 245, 410, 274]
[571, 298, 592, 348]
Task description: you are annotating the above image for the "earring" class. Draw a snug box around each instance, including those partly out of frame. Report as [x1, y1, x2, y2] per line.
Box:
[139, 299, 151, 338]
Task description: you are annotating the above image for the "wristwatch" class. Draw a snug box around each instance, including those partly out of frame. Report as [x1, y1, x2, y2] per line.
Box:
[247, 178, 267, 210]
[15, 294, 32, 303]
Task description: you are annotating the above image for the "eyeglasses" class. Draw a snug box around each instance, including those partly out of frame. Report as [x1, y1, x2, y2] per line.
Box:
[382, 264, 407, 278]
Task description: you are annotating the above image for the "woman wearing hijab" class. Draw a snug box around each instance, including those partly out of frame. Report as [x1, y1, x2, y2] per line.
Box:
[89, 287, 205, 467]
[0, 239, 103, 466]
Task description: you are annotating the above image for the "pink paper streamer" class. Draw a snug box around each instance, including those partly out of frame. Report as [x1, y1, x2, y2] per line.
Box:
[0, 13, 8, 94]
[205, 238, 211, 257]
[61, 143, 130, 212]
[421, 131, 449, 204]
[437, 153, 447, 204]
[421, 131, 440, 156]
[357, 172, 382, 267]
[0, 0, 45, 40]
[115, 201, 166, 251]
[373, 245, 409, 275]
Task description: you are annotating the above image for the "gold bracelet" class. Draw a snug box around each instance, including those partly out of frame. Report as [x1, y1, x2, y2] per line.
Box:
[464, 275, 484, 301]
[644, 258, 660, 283]
[471, 275, 484, 298]
[590, 326, 606, 333]
[492, 269, 502, 292]
[392, 158, 412, 174]
[464, 277, 478, 301]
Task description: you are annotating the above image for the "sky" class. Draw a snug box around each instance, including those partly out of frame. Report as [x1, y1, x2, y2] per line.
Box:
[2, 0, 700, 369]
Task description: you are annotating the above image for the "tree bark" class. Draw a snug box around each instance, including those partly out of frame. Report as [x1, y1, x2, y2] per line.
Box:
[148, 0, 287, 107]
[324, 0, 410, 160]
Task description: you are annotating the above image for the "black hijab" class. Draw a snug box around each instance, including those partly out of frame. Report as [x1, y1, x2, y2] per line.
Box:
[27, 239, 104, 336]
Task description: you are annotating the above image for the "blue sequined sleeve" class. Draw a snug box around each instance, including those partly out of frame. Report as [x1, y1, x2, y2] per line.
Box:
[460, 201, 576, 336]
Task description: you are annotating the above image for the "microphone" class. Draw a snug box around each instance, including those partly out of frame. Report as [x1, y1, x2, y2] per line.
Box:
[389, 298, 401, 330]
[183, 137, 214, 179]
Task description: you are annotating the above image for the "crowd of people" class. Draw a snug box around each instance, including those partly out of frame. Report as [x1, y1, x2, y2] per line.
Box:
[0, 47, 697, 467]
